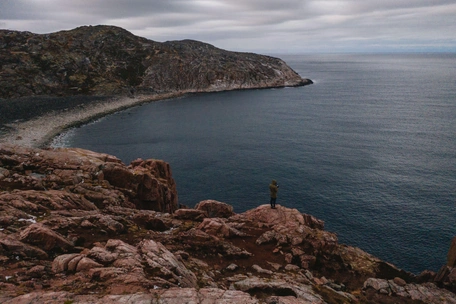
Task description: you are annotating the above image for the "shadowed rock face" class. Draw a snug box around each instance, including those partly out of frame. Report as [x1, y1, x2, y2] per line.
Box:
[1, 145, 456, 303]
[0, 25, 311, 99]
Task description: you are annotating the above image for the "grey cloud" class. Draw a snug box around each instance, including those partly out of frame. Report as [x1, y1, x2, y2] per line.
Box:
[0, 0, 455, 53]
[65, 0, 188, 18]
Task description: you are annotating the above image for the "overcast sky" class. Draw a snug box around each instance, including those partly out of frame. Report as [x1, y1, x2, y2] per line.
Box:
[1, 0, 455, 54]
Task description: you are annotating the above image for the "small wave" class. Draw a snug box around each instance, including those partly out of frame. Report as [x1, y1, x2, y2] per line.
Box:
[50, 129, 76, 148]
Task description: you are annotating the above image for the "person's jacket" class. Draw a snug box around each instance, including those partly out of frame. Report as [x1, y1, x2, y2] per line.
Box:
[269, 180, 278, 198]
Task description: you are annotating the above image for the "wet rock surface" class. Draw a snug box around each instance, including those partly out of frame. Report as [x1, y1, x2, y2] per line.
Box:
[1, 145, 455, 303]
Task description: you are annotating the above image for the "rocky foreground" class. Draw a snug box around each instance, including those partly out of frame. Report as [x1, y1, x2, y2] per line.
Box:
[0, 144, 455, 303]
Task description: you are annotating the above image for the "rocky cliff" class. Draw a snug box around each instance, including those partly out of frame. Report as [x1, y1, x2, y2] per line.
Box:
[1, 144, 455, 304]
[0, 25, 311, 99]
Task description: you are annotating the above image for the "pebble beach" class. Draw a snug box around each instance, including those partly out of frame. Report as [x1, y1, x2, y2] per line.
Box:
[0, 93, 184, 148]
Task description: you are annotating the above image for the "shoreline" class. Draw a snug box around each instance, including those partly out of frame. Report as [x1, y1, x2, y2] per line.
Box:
[0, 92, 186, 149]
[0, 80, 313, 149]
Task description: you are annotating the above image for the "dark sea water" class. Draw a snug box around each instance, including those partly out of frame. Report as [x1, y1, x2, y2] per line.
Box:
[54, 53, 456, 275]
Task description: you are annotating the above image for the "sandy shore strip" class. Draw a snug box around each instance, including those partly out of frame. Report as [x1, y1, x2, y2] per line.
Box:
[0, 92, 184, 148]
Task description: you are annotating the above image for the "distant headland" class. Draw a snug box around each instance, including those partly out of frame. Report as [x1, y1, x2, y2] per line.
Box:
[0, 25, 311, 147]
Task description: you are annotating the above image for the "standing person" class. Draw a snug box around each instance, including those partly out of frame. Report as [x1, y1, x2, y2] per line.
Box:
[269, 180, 279, 209]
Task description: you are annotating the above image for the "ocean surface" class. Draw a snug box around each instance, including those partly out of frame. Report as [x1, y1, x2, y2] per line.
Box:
[53, 53, 456, 275]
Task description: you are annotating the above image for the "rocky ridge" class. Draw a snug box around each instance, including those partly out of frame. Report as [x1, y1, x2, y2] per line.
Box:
[1, 144, 455, 303]
[0, 25, 311, 99]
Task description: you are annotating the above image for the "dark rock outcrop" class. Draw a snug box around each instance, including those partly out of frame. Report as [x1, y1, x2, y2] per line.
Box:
[1, 145, 455, 303]
[0, 25, 311, 99]
[433, 237, 456, 293]
[448, 237, 456, 267]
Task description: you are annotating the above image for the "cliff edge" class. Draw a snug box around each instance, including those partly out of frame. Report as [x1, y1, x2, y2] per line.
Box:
[1, 145, 455, 303]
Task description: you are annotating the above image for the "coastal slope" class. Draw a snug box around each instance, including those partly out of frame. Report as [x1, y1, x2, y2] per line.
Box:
[0, 25, 311, 99]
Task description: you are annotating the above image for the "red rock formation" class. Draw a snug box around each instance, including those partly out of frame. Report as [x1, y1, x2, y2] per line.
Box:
[19, 223, 74, 252]
[0, 144, 178, 212]
[195, 199, 234, 218]
[1, 145, 455, 303]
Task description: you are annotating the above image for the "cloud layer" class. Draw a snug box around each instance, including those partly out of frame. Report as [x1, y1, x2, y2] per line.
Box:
[1, 0, 455, 53]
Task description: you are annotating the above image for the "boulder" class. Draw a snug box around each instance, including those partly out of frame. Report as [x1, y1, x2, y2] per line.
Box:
[0, 233, 48, 259]
[363, 278, 390, 291]
[95, 215, 125, 234]
[302, 213, 325, 230]
[221, 243, 253, 258]
[250, 206, 337, 254]
[67, 255, 85, 272]
[26, 265, 46, 278]
[393, 277, 407, 287]
[195, 200, 234, 218]
[52, 254, 82, 273]
[131, 212, 169, 231]
[87, 246, 118, 265]
[139, 239, 198, 288]
[173, 208, 207, 221]
[180, 228, 218, 243]
[197, 218, 246, 238]
[105, 239, 138, 256]
[237, 205, 306, 229]
[75, 257, 103, 272]
[252, 264, 273, 275]
[256, 230, 288, 245]
[19, 223, 74, 252]
[233, 277, 325, 303]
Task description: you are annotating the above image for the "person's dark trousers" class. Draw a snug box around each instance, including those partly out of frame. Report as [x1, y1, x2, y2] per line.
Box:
[270, 197, 276, 208]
